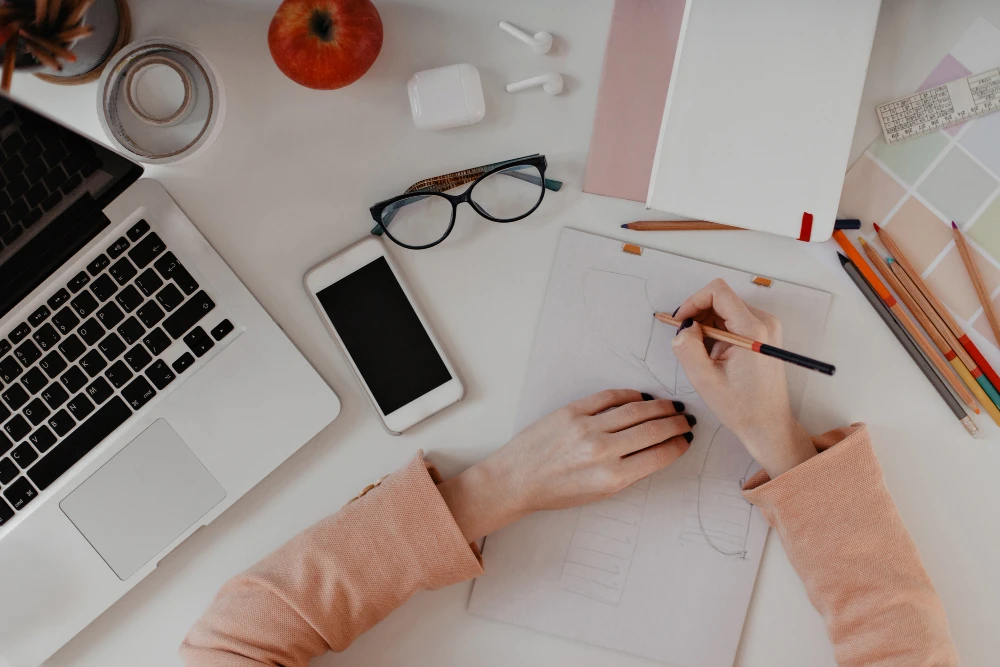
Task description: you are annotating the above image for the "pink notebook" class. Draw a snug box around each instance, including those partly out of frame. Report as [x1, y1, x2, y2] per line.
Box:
[583, 0, 687, 202]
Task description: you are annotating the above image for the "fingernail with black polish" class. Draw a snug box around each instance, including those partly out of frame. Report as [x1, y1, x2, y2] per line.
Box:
[672, 306, 680, 317]
[672, 400, 685, 412]
[641, 392, 654, 401]
[685, 414, 697, 427]
[677, 318, 693, 333]
[683, 432, 694, 443]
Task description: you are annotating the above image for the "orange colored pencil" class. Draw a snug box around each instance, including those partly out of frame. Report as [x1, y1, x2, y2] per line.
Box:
[833, 231, 978, 412]
[874, 222, 1000, 392]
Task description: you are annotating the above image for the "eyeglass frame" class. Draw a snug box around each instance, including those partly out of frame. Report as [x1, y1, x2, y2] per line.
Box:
[369, 154, 561, 250]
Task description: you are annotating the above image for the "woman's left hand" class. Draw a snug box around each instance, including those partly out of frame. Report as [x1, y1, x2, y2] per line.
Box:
[437, 389, 694, 542]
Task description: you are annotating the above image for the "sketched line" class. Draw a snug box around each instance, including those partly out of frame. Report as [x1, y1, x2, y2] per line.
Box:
[564, 558, 620, 575]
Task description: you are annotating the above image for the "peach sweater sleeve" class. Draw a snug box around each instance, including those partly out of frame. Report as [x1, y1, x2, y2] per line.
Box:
[179, 451, 483, 667]
[742, 423, 959, 666]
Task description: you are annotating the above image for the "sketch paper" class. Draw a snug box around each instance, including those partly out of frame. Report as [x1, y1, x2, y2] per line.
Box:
[468, 229, 832, 667]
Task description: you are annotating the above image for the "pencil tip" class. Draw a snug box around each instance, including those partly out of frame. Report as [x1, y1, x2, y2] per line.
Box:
[858, 237, 868, 247]
[951, 221, 958, 229]
[887, 257, 895, 264]
[620, 224, 629, 229]
[873, 222, 882, 232]
[837, 252, 849, 265]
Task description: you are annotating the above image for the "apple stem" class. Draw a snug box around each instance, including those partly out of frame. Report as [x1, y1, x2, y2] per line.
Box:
[309, 10, 335, 42]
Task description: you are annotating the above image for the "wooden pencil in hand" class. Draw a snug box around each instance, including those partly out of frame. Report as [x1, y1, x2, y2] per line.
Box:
[653, 313, 835, 375]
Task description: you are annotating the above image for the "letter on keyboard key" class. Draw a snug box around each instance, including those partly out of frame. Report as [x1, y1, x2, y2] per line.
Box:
[27, 397, 131, 491]
[23, 398, 50, 425]
[86, 378, 113, 404]
[4, 415, 30, 441]
[12, 442, 38, 468]
[29, 425, 57, 452]
[163, 291, 215, 339]
[47, 409, 75, 437]
[66, 394, 95, 421]
[122, 376, 156, 411]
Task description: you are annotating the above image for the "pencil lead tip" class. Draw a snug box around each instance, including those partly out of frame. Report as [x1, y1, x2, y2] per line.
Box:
[873, 222, 882, 232]
[858, 237, 868, 247]
[887, 256, 895, 264]
[951, 221, 958, 229]
[837, 252, 849, 265]
[620, 223, 629, 229]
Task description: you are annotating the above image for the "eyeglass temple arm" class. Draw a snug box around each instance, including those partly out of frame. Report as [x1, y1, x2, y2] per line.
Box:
[371, 167, 563, 236]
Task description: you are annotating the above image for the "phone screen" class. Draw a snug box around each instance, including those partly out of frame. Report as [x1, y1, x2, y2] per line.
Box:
[316, 257, 452, 415]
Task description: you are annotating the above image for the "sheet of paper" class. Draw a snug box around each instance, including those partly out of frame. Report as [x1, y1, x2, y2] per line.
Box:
[468, 229, 832, 667]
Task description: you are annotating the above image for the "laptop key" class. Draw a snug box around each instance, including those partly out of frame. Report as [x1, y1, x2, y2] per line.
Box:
[79, 350, 107, 377]
[46, 288, 71, 310]
[21, 367, 47, 394]
[23, 398, 50, 426]
[39, 350, 67, 379]
[0, 498, 13, 525]
[86, 378, 113, 405]
[71, 290, 99, 317]
[145, 360, 175, 390]
[171, 352, 195, 374]
[109, 258, 137, 285]
[210, 319, 234, 341]
[5, 415, 30, 441]
[156, 284, 184, 312]
[31, 323, 60, 350]
[66, 394, 94, 421]
[41, 383, 69, 410]
[115, 285, 143, 312]
[122, 377, 156, 411]
[86, 254, 110, 276]
[27, 396, 131, 491]
[67, 271, 90, 293]
[117, 317, 145, 345]
[60, 366, 87, 393]
[136, 301, 164, 328]
[28, 305, 50, 327]
[127, 219, 150, 241]
[105, 361, 133, 388]
[163, 291, 215, 339]
[130, 233, 166, 269]
[3, 385, 28, 410]
[11, 442, 38, 468]
[124, 344, 152, 373]
[185, 329, 215, 358]
[98, 333, 126, 361]
[76, 318, 104, 346]
[0, 458, 16, 484]
[90, 274, 117, 301]
[107, 236, 130, 259]
[0, 402, 9, 423]
[0, 340, 9, 356]
[96, 302, 124, 328]
[3, 477, 37, 510]
[143, 328, 171, 356]
[14, 341, 41, 366]
[0, 356, 23, 383]
[58, 334, 86, 362]
[29, 425, 56, 453]
[47, 410, 74, 437]
[8, 322, 30, 344]
[135, 268, 163, 297]
[52, 307, 80, 335]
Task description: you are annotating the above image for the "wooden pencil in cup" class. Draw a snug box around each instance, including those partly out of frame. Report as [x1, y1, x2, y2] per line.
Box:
[860, 238, 1000, 425]
[653, 313, 836, 375]
[952, 221, 1000, 349]
[874, 222, 1000, 393]
[832, 231, 979, 412]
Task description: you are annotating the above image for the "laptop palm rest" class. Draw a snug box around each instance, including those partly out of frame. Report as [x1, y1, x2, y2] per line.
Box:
[59, 419, 225, 581]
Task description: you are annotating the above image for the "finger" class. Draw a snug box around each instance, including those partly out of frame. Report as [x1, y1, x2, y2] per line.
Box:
[619, 436, 692, 481]
[610, 413, 693, 456]
[746, 304, 783, 345]
[568, 389, 644, 416]
[709, 340, 732, 360]
[672, 279, 765, 338]
[671, 321, 721, 387]
[593, 398, 685, 432]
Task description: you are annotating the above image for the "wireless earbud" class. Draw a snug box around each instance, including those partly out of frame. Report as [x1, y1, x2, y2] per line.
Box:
[498, 21, 553, 55]
[505, 73, 564, 96]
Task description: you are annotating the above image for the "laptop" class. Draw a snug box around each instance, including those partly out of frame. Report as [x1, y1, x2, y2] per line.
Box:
[0, 95, 341, 667]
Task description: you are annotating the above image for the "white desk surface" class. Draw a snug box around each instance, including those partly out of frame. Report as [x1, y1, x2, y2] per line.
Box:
[12, 0, 1000, 665]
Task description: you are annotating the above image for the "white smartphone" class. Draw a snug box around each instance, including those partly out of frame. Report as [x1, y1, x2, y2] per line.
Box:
[305, 237, 464, 434]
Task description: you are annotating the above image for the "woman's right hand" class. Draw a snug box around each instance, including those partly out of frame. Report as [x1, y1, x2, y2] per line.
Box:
[671, 279, 817, 478]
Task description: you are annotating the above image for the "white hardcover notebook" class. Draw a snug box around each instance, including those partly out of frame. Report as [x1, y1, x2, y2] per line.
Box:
[647, 0, 881, 242]
[468, 229, 832, 667]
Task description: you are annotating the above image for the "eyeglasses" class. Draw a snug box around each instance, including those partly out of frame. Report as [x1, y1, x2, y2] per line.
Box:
[369, 154, 562, 249]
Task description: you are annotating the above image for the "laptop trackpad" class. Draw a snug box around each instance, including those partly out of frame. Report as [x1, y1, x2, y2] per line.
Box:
[60, 419, 225, 581]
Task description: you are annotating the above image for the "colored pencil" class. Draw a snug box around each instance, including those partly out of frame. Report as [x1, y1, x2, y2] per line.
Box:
[621, 219, 862, 232]
[839, 253, 978, 436]
[833, 231, 978, 412]
[653, 313, 835, 375]
[952, 221, 1000, 348]
[861, 238, 1000, 424]
[874, 222, 1000, 393]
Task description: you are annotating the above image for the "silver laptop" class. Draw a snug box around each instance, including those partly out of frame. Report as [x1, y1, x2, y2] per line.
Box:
[0, 95, 341, 667]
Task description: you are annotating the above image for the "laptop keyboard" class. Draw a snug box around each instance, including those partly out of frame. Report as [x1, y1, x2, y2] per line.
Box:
[0, 220, 235, 526]
[0, 108, 100, 249]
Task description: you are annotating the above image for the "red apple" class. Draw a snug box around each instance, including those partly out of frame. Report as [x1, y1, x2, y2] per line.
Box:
[268, 0, 383, 90]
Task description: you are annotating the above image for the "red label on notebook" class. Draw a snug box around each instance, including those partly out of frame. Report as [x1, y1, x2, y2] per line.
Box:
[798, 213, 814, 242]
